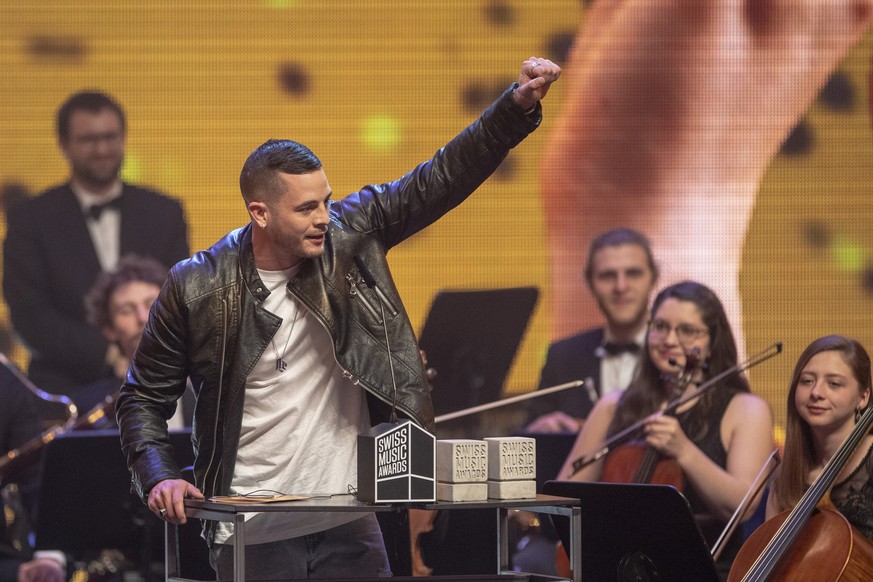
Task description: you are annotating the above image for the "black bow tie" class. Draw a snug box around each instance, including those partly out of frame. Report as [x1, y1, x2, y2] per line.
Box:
[85, 197, 121, 221]
[599, 341, 641, 357]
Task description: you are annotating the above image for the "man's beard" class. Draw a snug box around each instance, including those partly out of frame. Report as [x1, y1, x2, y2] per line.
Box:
[270, 230, 326, 261]
[78, 158, 123, 188]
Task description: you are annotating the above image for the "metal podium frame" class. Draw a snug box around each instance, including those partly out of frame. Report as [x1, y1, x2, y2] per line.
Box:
[166, 494, 581, 582]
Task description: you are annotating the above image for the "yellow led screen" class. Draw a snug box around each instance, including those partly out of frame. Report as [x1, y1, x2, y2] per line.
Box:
[3, 1, 873, 436]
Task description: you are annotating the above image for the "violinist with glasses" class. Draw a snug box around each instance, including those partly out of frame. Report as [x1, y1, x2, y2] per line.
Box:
[558, 280, 774, 576]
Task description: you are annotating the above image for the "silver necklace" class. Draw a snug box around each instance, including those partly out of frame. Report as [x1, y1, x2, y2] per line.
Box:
[270, 305, 299, 373]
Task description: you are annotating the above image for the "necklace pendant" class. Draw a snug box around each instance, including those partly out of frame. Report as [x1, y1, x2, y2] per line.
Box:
[276, 358, 287, 373]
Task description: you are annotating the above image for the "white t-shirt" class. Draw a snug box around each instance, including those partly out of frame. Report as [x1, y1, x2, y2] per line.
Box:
[214, 266, 369, 545]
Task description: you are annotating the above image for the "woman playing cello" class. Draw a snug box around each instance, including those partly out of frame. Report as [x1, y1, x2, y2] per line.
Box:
[724, 334, 873, 581]
[766, 335, 873, 534]
[557, 281, 774, 576]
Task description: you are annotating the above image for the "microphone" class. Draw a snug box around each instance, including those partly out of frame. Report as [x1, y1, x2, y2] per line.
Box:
[354, 256, 399, 422]
[668, 347, 703, 369]
[353, 256, 398, 316]
[354, 256, 436, 503]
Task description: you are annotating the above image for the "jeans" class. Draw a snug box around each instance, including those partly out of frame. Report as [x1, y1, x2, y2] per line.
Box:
[211, 514, 391, 580]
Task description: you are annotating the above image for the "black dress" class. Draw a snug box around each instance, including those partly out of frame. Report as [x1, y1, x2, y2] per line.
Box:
[831, 441, 873, 541]
[676, 388, 742, 579]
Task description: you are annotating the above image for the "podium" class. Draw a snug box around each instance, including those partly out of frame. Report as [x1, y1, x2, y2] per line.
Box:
[167, 494, 581, 582]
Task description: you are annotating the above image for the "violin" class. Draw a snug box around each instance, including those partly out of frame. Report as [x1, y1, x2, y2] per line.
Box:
[728, 406, 873, 581]
[556, 345, 783, 580]
[600, 349, 701, 488]
[556, 352, 700, 578]
[567, 343, 782, 477]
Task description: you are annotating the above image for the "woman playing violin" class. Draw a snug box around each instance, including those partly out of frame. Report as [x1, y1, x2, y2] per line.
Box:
[558, 281, 773, 575]
[766, 335, 873, 539]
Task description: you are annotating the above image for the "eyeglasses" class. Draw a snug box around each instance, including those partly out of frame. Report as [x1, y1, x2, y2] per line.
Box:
[648, 319, 708, 343]
[72, 131, 124, 147]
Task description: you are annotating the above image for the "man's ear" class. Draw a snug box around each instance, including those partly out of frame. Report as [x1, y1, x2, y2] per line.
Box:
[248, 200, 268, 228]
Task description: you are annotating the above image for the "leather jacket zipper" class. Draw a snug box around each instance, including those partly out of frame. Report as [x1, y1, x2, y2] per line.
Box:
[203, 296, 229, 498]
[289, 281, 422, 427]
[345, 273, 382, 324]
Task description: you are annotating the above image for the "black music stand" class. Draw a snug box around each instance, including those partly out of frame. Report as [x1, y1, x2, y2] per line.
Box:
[418, 287, 538, 433]
[543, 481, 720, 582]
[34, 429, 210, 580]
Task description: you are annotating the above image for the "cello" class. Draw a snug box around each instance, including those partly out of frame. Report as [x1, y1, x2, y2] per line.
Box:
[728, 405, 873, 581]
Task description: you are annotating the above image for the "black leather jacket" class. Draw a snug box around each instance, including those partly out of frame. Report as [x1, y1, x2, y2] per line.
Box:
[116, 86, 541, 543]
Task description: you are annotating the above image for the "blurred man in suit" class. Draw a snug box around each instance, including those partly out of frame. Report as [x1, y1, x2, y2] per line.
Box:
[3, 90, 189, 396]
[526, 228, 658, 431]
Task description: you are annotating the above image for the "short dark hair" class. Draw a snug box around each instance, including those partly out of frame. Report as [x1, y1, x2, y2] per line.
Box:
[239, 139, 323, 204]
[584, 228, 658, 285]
[85, 255, 169, 329]
[57, 91, 126, 142]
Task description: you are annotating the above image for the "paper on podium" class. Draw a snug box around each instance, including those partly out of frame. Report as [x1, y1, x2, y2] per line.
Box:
[209, 494, 310, 503]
